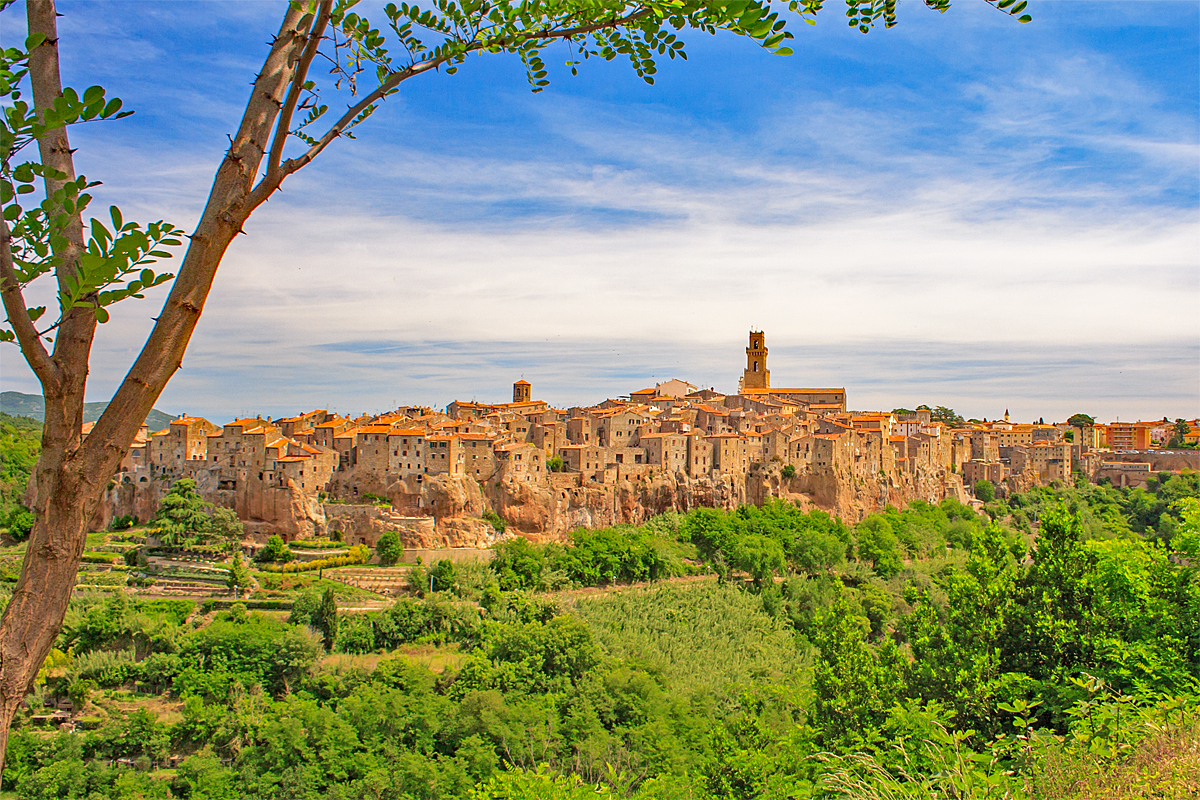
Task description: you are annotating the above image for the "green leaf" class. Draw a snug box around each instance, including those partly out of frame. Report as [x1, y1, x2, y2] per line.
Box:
[95, 306, 110, 323]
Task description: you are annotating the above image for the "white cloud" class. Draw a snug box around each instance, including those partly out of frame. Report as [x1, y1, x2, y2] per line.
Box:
[2, 1, 1196, 425]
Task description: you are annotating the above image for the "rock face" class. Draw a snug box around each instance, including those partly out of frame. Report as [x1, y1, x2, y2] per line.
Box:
[372, 464, 969, 547]
[96, 473, 327, 542]
[96, 463, 969, 549]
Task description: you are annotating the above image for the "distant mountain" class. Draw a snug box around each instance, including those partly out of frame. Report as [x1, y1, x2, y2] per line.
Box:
[0, 391, 176, 432]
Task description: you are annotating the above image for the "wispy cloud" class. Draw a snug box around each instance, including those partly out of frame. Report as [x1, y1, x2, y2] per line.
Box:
[0, 0, 1195, 424]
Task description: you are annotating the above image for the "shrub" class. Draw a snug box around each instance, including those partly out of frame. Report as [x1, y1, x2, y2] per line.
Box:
[109, 514, 137, 531]
[855, 516, 903, 578]
[431, 559, 457, 592]
[256, 535, 292, 563]
[376, 530, 402, 566]
[80, 552, 117, 564]
[482, 509, 507, 534]
[138, 599, 195, 625]
[4, 507, 34, 541]
[289, 592, 320, 626]
[289, 539, 345, 550]
[782, 464, 796, 479]
[316, 588, 338, 649]
[255, 545, 369, 573]
[361, 492, 391, 507]
[335, 615, 376, 653]
[226, 553, 252, 592]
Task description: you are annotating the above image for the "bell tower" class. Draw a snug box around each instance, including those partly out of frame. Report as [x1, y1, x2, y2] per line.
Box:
[742, 330, 769, 390]
[513, 380, 531, 403]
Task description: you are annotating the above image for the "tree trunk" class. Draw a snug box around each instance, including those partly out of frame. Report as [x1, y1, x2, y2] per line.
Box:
[0, 424, 94, 775]
[0, 1, 316, 781]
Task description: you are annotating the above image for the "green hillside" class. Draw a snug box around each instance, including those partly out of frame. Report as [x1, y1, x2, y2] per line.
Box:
[0, 390, 175, 431]
[3, 486, 1197, 799]
[0, 412, 40, 538]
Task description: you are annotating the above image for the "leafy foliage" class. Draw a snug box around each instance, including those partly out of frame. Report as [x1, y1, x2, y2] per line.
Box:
[2, 34, 182, 342]
[376, 529, 403, 565]
[14, 484, 1199, 799]
[0, 412, 38, 539]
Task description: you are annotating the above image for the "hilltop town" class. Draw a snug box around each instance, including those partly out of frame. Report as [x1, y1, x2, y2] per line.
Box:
[98, 331, 1200, 548]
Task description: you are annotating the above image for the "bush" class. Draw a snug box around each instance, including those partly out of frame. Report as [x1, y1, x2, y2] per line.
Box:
[360, 492, 391, 507]
[255, 535, 292, 563]
[975, 479, 995, 502]
[376, 530, 402, 566]
[80, 552, 117, 564]
[109, 514, 137, 531]
[482, 509, 507, 534]
[289, 539, 345, 550]
[256, 545, 369, 573]
[226, 553, 252, 591]
[289, 591, 320, 626]
[431, 559, 457, 592]
[782, 464, 796, 479]
[855, 516, 902, 578]
[4, 507, 34, 541]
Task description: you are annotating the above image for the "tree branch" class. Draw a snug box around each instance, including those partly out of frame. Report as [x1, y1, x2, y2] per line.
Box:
[265, 0, 333, 184]
[26, 0, 93, 432]
[248, 7, 653, 211]
[0, 218, 59, 389]
[80, 4, 314, 478]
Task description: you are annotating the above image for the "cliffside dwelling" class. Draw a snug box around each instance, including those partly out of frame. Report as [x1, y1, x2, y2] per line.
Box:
[96, 330, 1197, 541]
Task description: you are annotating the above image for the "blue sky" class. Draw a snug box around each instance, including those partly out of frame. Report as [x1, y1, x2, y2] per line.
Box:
[1, 0, 1197, 423]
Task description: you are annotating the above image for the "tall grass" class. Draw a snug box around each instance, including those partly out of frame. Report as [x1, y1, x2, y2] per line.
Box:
[569, 580, 804, 694]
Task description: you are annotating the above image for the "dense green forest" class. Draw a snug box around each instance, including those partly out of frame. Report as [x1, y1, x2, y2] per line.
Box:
[3, 475, 1199, 798]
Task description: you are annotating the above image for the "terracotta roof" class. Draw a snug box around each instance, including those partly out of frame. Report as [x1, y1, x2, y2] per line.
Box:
[755, 387, 843, 394]
[227, 418, 266, 428]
